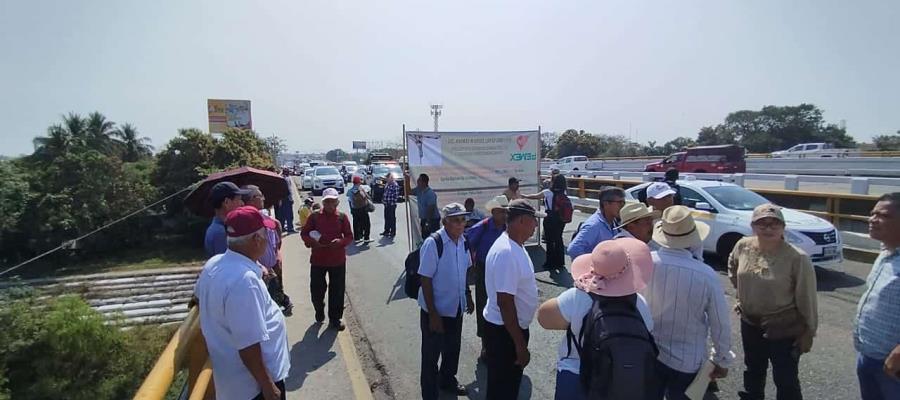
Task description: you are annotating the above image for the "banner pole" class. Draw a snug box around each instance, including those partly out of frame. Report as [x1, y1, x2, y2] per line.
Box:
[403, 124, 412, 252]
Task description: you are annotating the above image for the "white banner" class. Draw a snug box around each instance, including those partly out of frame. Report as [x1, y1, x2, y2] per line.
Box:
[405, 130, 541, 246]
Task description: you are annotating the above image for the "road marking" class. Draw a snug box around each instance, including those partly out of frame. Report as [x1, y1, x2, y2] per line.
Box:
[337, 324, 374, 400]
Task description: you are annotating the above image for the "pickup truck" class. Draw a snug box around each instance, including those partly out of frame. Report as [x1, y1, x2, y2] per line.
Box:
[549, 156, 604, 174]
[770, 143, 853, 158]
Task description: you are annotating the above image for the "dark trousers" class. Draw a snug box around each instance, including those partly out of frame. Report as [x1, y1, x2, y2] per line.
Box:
[384, 204, 397, 235]
[655, 361, 697, 400]
[421, 218, 440, 238]
[543, 216, 566, 270]
[309, 265, 346, 321]
[251, 380, 286, 400]
[420, 310, 464, 400]
[350, 207, 370, 240]
[485, 322, 529, 400]
[739, 320, 802, 400]
[858, 353, 900, 400]
[555, 370, 587, 400]
[266, 263, 292, 308]
[473, 262, 488, 338]
[283, 202, 295, 231]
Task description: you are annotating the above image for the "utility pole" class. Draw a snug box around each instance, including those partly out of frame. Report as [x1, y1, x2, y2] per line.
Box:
[430, 104, 443, 132]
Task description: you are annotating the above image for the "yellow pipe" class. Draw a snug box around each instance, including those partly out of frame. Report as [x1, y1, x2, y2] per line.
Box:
[133, 307, 201, 400]
[187, 359, 214, 400]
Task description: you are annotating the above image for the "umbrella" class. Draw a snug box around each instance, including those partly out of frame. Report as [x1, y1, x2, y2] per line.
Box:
[183, 166, 290, 217]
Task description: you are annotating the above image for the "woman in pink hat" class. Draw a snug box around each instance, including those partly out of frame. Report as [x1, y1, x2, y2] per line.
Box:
[537, 238, 657, 400]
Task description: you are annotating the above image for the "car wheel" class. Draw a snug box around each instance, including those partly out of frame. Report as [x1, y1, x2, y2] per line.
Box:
[716, 233, 743, 261]
[312, 189, 322, 196]
[573, 168, 581, 178]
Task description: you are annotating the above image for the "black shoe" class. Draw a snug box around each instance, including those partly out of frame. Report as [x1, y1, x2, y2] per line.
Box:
[282, 304, 293, 317]
[329, 320, 346, 331]
[379, 231, 387, 236]
[315, 309, 325, 323]
[440, 382, 467, 396]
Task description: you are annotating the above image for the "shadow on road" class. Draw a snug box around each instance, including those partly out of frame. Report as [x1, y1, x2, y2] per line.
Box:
[815, 267, 866, 292]
[386, 269, 409, 304]
[284, 323, 338, 391]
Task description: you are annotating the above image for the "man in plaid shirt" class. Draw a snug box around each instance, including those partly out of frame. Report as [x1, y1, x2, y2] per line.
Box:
[381, 173, 400, 237]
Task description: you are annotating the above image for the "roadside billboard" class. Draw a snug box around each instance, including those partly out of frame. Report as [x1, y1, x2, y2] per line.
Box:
[207, 99, 252, 133]
[352, 141, 367, 150]
[405, 130, 540, 246]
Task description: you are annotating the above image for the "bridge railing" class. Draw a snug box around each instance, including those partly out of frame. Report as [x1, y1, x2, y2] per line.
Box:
[556, 151, 900, 162]
[133, 306, 214, 400]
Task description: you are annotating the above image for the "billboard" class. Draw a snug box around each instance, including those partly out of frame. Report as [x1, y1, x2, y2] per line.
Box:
[352, 141, 367, 150]
[405, 130, 540, 246]
[208, 99, 252, 133]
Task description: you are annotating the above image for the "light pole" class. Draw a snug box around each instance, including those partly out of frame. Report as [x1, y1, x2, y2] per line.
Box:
[430, 104, 443, 132]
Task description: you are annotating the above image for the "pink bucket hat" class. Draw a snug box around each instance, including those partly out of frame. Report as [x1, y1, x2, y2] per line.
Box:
[571, 238, 654, 297]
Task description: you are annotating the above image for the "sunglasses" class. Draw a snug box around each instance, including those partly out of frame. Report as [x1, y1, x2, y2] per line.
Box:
[752, 220, 784, 229]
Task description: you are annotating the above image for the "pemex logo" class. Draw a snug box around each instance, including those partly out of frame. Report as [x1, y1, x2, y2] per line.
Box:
[510, 134, 536, 161]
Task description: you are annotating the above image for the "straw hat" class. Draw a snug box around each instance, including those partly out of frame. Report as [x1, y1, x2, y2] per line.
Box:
[652, 205, 710, 249]
[484, 195, 510, 213]
[571, 238, 654, 297]
[615, 202, 660, 230]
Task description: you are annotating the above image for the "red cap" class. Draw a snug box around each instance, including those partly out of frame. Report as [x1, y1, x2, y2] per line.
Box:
[225, 206, 277, 237]
[353, 176, 362, 184]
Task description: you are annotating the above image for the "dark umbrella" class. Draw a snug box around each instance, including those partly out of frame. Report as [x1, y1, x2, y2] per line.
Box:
[183, 166, 290, 217]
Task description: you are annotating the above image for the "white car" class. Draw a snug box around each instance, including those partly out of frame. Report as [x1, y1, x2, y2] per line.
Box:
[301, 167, 315, 190]
[624, 179, 843, 270]
[311, 166, 345, 196]
[550, 156, 604, 175]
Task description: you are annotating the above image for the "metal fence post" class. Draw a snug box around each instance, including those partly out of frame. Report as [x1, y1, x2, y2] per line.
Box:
[850, 178, 870, 195]
[613, 172, 621, 180]
[784, 175, 800, 191]
[732, 173, 745, 187]
[642, 172, 652, 182]
[578, 179, 586, 198]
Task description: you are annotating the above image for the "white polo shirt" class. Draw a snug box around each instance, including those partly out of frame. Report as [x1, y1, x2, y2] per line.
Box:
[194, 250, 290, 400]
[417, 228, 471, 317]
[483, 232, 539, 329]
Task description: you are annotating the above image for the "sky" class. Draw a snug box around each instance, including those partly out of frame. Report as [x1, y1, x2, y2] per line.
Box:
[2, 1, 899, 156]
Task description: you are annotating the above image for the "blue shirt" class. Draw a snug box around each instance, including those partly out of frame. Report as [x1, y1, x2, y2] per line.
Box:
[855, 249, 900, 359]
[259, 225, 279, 268]
[567, 212, 618, 259]
[466, 218, 506, 265]
[283, 177, 294, 204]
[383, 181, 400, 206]
[204, 217, 227, 257]
[412, 186, 440, 220]
[417, 228, 471, 317]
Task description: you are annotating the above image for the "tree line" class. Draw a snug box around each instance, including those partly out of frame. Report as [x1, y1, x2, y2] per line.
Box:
[541, 103, 898, 159]
[0, 112, 275, 268]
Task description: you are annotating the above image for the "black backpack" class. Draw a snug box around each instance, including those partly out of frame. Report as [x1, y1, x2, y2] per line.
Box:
[567, 293, 659, 400]
[403, 232, 468, 299]
[570, 221, 584, 242]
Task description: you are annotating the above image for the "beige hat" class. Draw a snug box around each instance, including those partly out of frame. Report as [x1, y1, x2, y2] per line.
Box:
[615, 202, 660, 230]
[751, 203, 784, 223]
[484, 195, 510, 213]
[652, 205, 710, 249]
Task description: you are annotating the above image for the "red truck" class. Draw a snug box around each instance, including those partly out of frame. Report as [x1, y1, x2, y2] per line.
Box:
[644, 144, 746, 173]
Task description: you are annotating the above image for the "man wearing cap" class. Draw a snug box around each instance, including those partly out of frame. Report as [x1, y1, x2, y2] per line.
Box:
[418, 203, 474, 399]
[483, 199, 544, 399]
[242, 185, 293, 315]
[205, 182, 252, 257]
[410, 173, 441, 237]
[464, 195, 509, 361]
[301, 188, 354, 330]
[347, 175, 372, 242]
[503, 177, 522, 201]
[567, 187, 626, 260]
[642, 205, 733, 400]
[194, 206, 289, 400]
[614, 202, 659, 244]
[645, 182, 677, 213]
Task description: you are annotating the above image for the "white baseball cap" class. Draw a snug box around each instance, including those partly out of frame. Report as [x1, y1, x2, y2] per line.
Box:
[322, 188, 340, 200]
[647, 182, 676, 199]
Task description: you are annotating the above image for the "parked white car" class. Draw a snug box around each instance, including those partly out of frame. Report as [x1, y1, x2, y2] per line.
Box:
[550, 156, 604, 174]
[311, 166, 345, 196]
[301, 167, 315, 190]
[770, 142, 853, 158]
[624, 179, 843, 270]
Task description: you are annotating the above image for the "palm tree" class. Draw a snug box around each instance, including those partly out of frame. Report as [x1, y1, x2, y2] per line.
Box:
[85, 111, 121, 155]
[114, 123, 154, 162]
[32, 113, 88, 161]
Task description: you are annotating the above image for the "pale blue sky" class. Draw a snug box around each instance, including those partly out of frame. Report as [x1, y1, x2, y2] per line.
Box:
[2, 1, 898, 156]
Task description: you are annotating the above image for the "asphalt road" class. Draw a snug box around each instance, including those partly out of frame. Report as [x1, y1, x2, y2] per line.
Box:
[322, 198, 871, 400]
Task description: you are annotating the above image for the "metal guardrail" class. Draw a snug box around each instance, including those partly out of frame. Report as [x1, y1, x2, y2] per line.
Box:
[133, 306, 213, 400]
[562, 151, 900, 162]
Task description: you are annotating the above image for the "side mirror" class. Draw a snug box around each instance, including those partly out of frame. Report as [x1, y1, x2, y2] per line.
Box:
[695, 202, 716, 213]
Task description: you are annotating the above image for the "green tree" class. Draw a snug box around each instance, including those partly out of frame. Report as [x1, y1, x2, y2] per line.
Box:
[661, 137, 697, 154]
[84, 112, 122, 156]
[113, 123, 154, 162]
[540, 131, 559, 158]
[553, 129, 603, 158]
[212, 128, 273, 170]
[153, 128, 217, 209]
[326, 148, 350, 162]
[872, 131, 900, 151]
[262, 135, 288, 165]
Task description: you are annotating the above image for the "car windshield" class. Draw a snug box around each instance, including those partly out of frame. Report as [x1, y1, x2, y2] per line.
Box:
[316, 167, 339, 175]
[704, 186, 769, 210]
[373, 165, 402, 175]
[345, 166, 358, 172]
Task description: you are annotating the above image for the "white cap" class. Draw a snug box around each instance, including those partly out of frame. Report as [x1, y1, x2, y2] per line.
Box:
[647, 182, 676, 199]
[322, 188, 340, 200]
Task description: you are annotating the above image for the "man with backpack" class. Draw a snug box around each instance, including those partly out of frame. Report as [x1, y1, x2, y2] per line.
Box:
[537, 238, 657, 400]
[523, 174, 572, 272]
[464, 195, 509, 362]
[483, 199, 544, 400]
[417, 203, 474, 399]
[642, 206, 732, 400]
[300, 188, 354, 331]
[347, 176, 372, 243]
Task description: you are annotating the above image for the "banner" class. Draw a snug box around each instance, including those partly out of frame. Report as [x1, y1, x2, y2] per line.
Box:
[405, 130, 540, 246]
[208, 99, 252, 133]
[352, 141, 367, 150]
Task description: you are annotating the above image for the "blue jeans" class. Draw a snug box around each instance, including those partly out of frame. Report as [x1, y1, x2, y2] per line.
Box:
[858, 353, 900, 400]
[655, 361, 697, 400]
[555, 370, 586, 400]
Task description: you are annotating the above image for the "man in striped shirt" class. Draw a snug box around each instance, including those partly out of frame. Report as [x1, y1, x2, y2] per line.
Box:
[380, 173, 400, 238]
[642, 206, 733, 400]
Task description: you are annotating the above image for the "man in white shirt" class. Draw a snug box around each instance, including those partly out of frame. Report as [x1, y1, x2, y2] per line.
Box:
[194, 206, 290, 400]
[483, 199, 545, 400]
[418, 203, 475, 399]
[645, 181, 676, 213]
[642, 206, 732, 400]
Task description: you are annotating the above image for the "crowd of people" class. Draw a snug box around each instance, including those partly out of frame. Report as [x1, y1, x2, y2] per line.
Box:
[190, 167, 900, 400]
